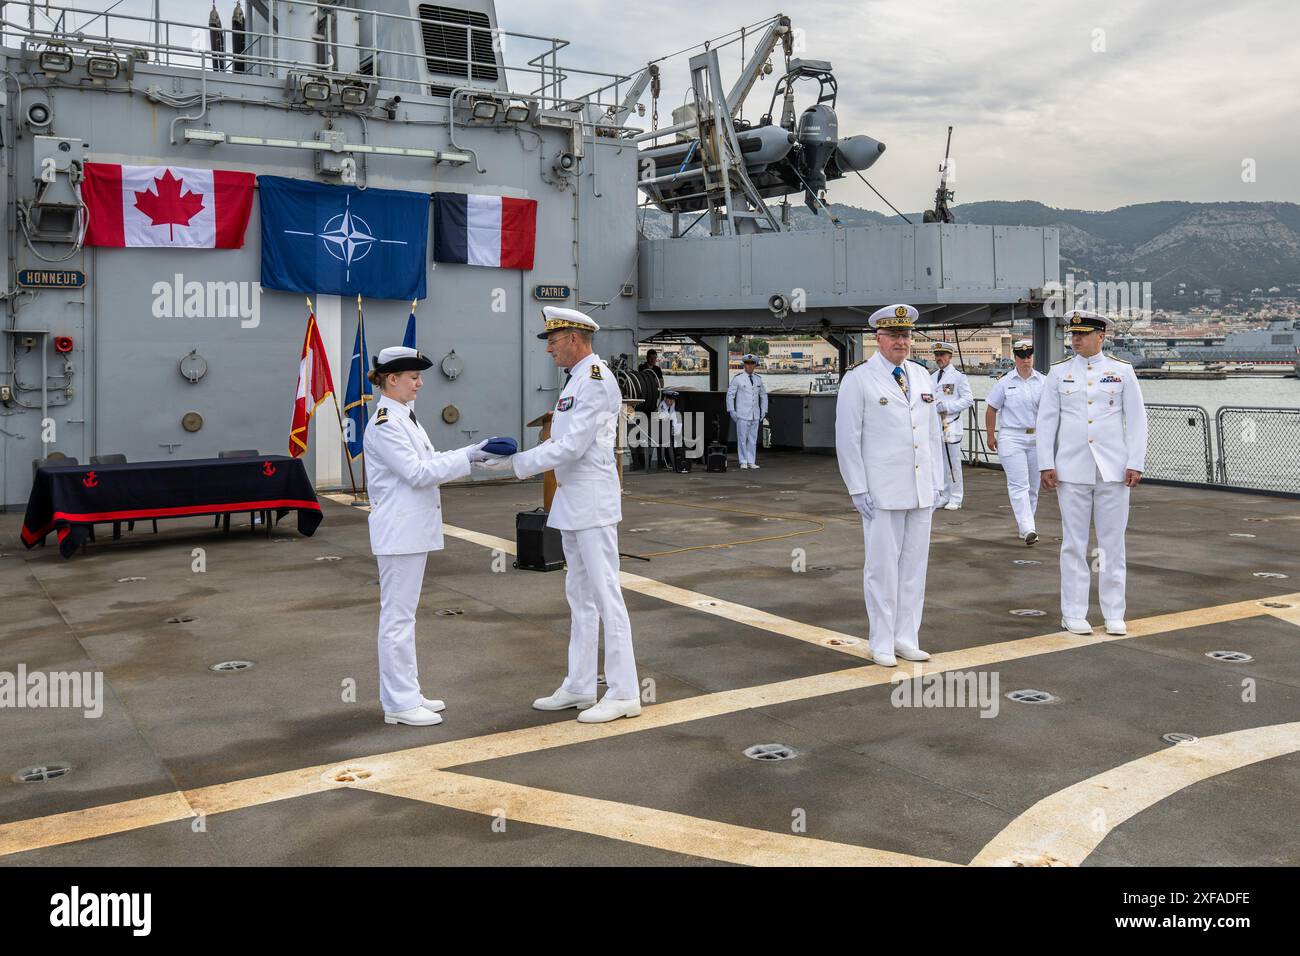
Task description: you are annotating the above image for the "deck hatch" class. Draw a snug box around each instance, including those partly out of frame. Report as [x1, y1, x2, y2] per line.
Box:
[1005, 689, 1056, 704]
[13, 763, 71, 783]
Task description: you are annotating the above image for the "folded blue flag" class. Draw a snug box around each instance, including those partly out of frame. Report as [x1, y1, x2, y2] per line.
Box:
[259, 176, 428, 300]
[482, 436, 518, 456]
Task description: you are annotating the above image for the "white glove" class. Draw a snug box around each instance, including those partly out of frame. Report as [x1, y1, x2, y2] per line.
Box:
[474, 456, 516, 474]
[465, 439, 507, 464]
[935, 401, 949, 415]
[851, 492, 875, 521]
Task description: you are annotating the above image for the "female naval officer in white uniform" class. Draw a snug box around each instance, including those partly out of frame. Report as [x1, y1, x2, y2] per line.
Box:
[364, 346, 505, 726]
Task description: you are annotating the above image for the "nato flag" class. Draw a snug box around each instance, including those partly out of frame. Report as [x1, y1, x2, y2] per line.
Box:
[259, 176, 428, 300]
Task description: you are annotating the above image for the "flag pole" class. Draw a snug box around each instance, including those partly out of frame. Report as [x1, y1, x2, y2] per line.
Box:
[358, 293, 368, 500]
[309, 295, 359, 497]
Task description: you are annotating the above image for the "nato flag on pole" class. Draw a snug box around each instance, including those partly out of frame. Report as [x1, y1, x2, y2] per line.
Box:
[259, 176, 429, 300]
[343, 310, 371, 461]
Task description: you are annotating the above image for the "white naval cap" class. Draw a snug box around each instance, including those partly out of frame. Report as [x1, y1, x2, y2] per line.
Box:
[538, 305, 600, 339]
[742, 353, 759, 364]
[932, 341, 955, 354]
[373, 346, 432, 373]
[1012, 338, 1034, 351]
[869, 303, 918, 330]
[1063, 309, 1113, 333]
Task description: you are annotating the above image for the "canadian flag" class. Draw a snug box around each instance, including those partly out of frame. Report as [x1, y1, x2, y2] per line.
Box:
[82, 162, 255, 248]
[289, 304, 338, 458]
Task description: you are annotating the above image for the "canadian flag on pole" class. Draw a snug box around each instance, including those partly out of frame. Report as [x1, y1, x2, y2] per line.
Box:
[289, 301, 338, 457]
[82, 162, 255, 248]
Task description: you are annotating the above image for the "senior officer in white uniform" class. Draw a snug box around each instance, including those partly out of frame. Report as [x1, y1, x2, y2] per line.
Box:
[1037, 310, 1148, 636]
[985, 339, 1047, 545]
[506, 307, 642, 723]
[727, 354, 768, 469]
[364, 347, 507, 726]
[835, 304, 946, 666]
[931, 342, 974, 510]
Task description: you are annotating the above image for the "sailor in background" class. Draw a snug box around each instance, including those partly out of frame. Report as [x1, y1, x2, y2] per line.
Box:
[835, 304, 945, 666]
[503, 307, 643, 723]
[364, 347, 509, 727]
[655, 388, 683, 470]
[985, 339, 1047, 545]
[931, 342, 973, 510]
[1037, 310, 1148, 636]
[727, 353, 768, 469]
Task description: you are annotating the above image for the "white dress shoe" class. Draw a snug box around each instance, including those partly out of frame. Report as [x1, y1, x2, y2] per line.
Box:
[873, 651, 898, 667]
[1105, 619, 1127, 636]
[943, 501, 961, 510]
[532, 688, 597, 711]
[576, 695, 642, 723]
[897, 648, 931, 662]
[421, 697, 446, 713]
[1061, 617, 1094, 635]
[750, 464, 760, 469]
[384, 705, 442, 726]
[1023, 530, 1039, 546]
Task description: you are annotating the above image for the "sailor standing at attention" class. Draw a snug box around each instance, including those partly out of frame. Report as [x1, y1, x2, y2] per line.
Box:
[835, 304, 945, 666]
[931, 342, 973, 510]
[727, 353, 768, 469]
[1037, 310, 1148, 636]
[502, 306, 643, 723]
[984, 339, 1047, 545]
[364, 347, 510, 726]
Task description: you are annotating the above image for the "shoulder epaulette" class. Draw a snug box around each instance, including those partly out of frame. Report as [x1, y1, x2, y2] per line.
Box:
[1051, 356, 1071, 366]
[1110, 355, 1132, 365]
[374, 407, 389, 424]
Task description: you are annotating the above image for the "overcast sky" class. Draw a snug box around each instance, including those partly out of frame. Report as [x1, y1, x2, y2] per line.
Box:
[59, 0, 1299, 212]
[495, 0, 1298, 212]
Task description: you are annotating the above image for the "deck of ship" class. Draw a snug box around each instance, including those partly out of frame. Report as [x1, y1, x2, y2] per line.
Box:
[1, 453, 1297, 866]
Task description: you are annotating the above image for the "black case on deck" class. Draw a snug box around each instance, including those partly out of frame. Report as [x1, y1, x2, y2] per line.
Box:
[706, 442, 728, 472]
[515, 509, 565, 571]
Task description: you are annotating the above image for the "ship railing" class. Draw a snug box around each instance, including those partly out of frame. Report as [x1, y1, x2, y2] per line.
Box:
[0, 1, 634, 115]
[961, 399, 1300, 497]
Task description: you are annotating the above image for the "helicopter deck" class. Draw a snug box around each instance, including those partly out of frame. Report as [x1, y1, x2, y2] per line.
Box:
[1, 454, 1297, 866]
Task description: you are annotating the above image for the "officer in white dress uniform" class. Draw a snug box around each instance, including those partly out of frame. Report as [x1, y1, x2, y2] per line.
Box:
[363, 347, 507, 726]
[835, 304, 946, 666]
[985, 339, 1047, 545]
[503, 307, 643, 723]
[931, 342, 974, 510]
[727, 354, 768, 469]
[1037, 310, 1148, 636]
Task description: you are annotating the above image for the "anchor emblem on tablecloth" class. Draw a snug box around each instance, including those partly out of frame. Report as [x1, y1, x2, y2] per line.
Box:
[262, 461, 277, 477]
[82, 471, 98, 488]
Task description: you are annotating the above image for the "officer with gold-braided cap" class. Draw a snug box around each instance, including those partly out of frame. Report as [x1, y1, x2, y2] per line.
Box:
[1037, 309, 1148, 637]
[835, 304, 945, 666]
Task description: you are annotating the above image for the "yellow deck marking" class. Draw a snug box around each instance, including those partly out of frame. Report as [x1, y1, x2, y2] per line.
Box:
[4, 584, 1297, 860]
[971, 722, 1300, 867]
[366, 770, 951, 867]
[1260, 600, 1300, 629]
[0, 792, 196, 858]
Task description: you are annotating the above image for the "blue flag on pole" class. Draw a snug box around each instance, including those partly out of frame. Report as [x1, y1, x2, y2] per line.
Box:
[403, 301, 417, 349]
[259, 176, 429, 300]
[343, 302, 371, 461]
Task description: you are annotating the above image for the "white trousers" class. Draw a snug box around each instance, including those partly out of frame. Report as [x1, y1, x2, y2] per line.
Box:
[938, 442, 964, 505]
[1056, 480, 1130, 620]
[376, 551, 429, 713]
[861, 507, 933, 658]
[736, 418, 760, 465]
[560, 525, 640, 701]
[999, 433, 1040, 535]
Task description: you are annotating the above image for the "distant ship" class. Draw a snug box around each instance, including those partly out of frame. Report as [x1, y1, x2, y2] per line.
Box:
[1111, 318, 1300, 369]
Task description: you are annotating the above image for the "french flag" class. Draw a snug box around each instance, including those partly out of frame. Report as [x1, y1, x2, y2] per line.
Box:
[433, 192, 536, 269]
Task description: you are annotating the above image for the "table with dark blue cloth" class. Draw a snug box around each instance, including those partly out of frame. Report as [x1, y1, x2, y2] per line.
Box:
[20, 455, 323, 558]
